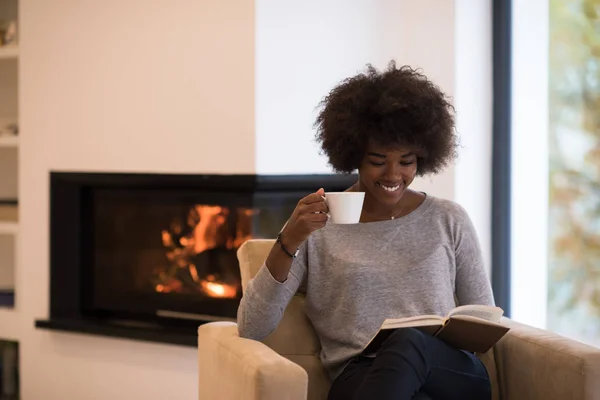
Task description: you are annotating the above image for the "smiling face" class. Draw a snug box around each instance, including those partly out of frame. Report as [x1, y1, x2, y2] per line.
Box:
[357, 142, 418, 211]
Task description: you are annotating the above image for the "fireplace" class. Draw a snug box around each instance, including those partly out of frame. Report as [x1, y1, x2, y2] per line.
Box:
[35, 172, 355, 346]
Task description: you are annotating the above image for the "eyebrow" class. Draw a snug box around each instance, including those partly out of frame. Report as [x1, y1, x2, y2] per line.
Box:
[367, 152, 415, 159]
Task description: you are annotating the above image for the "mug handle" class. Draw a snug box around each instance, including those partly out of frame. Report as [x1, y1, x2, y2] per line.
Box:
[321, 195, 330, 220]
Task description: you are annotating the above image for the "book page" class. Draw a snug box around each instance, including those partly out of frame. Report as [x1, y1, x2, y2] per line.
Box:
[447, 305, 504, 323]
[448, 315, 504, 326]
[382, 315, 444, 329]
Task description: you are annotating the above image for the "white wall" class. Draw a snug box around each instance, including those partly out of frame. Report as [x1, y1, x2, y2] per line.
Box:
[22, 0, 256, 175]
[17, 1, 254, 399]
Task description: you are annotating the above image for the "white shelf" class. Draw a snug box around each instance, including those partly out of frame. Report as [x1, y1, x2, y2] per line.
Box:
[0, 222, 18, 235]
[0, 136, 18, 147]
[0, 46, 18, 60]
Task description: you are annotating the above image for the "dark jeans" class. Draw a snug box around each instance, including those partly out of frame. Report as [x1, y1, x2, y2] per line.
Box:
[328, 328, 491, 400]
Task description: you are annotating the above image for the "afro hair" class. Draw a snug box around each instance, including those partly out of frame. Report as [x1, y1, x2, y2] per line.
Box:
[314, 61, 458, 175]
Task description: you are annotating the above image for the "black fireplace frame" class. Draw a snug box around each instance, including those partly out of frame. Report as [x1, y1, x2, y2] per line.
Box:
[35, 171, 356, 346]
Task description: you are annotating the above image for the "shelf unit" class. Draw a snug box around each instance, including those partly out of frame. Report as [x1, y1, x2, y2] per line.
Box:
[0, 5, 20, 400]
[0, 0, 19, 315]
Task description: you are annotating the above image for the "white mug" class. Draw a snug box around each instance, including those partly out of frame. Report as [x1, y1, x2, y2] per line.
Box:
[324, 192, 365, 224]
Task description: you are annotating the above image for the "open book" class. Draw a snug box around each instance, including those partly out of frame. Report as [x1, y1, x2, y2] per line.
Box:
[363, 305, 510, 354]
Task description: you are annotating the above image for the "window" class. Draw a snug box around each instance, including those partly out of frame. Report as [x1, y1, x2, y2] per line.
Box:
[496, 0, 600, 346]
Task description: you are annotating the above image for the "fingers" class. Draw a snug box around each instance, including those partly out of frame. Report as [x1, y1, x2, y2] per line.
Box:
[305, 211, 328, 223]
[302, 218, 327, 231]
[303, 201, 328, 215]
[300, 188, 326, 205]
[287, 189, 329, 240]
[302, 201, 328, 226]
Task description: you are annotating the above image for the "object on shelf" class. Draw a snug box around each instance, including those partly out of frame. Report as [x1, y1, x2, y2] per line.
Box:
[0, 20, 17, 46]
[0, 204, 17, 222]
[5, 123, 17, 135]
[0, 290, 14, 307]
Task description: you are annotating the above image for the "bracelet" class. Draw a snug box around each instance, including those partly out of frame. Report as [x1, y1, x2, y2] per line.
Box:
[276, 232, 299, 258]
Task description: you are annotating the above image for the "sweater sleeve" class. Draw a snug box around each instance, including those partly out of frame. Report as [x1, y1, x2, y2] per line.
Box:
[453, 205, 495, 306]
[236, 241, 308, 341]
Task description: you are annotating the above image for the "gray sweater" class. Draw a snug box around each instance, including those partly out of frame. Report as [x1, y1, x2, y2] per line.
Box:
[237, 195, 495, 380]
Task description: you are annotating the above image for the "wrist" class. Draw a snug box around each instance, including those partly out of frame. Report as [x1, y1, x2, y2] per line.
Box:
[280, 226, 303, 250]
[277, 231, 302, 257]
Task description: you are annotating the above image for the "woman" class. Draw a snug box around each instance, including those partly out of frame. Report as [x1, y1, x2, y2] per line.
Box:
[237, 62, 493, 399]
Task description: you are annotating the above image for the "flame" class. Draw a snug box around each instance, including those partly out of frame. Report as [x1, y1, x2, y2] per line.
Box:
[201, 281, 238, 298]
[193, 206, 228, 254]
[156, 205, 255, 298]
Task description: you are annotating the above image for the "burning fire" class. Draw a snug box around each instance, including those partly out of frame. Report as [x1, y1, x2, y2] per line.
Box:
[156, 205, 255, 298]
[200, 275, 238, 298]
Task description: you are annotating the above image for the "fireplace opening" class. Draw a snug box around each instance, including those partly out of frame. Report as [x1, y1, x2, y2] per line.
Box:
[37, 172, 355, 346]
[89, 187, 295, 320]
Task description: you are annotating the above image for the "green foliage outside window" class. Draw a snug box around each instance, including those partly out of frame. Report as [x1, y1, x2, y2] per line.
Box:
[548, 0, 600, 345]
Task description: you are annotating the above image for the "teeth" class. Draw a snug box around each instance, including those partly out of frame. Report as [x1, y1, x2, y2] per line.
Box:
[381, 184, 400, 192]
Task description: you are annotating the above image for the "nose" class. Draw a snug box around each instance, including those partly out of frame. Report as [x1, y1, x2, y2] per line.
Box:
[382, 163, 403, 180]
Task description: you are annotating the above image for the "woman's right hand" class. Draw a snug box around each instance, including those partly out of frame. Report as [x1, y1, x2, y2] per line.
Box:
[280, 188, 329, 247]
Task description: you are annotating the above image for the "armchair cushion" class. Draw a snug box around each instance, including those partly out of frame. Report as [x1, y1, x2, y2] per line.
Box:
[237, 240, 331, 399]
[198, 321, 308, 400]
[495, 318, 600, 399]
[238, 239, 275, 291]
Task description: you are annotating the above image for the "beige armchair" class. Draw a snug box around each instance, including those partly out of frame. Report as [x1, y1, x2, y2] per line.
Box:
[198, 239, 600, 400]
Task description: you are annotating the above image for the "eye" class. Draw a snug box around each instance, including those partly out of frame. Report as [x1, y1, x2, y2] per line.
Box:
[400, 161, 415, 166]
[369, 161, 385, 166]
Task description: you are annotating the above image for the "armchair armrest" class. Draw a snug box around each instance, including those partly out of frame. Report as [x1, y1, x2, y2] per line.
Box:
[198, 322, 308, 400]
[495, 318, 600, 400]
